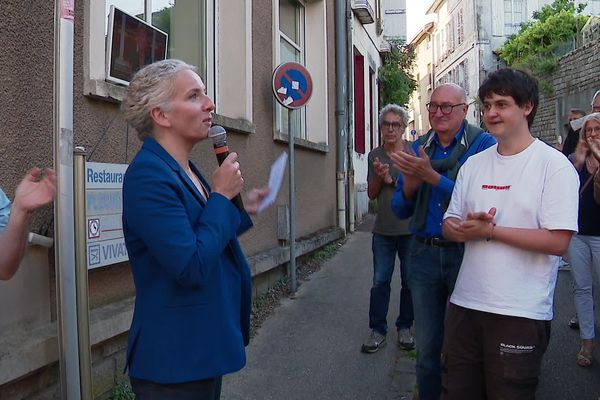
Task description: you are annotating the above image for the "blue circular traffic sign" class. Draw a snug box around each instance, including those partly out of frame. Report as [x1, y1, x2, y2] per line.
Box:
[272, 62, 313, 109]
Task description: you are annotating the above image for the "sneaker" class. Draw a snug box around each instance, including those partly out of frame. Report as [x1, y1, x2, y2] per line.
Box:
[361, 330, 386, 353]
[398, 328, 415, 350]
[569, 315, 580, 330]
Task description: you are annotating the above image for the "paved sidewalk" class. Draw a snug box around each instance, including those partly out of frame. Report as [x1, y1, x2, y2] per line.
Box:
[222, 216, 416, 400]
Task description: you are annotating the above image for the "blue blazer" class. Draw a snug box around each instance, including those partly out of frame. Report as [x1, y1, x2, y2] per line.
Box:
[122, 137, 253, 384]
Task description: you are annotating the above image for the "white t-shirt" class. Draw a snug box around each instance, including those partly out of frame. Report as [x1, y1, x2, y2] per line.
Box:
[444, 139, 579, 320]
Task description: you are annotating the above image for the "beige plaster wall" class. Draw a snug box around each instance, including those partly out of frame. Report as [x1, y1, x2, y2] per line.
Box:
[0, 0, 338, 396]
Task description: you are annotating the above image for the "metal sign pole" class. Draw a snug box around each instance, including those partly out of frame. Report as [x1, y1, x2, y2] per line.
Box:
[288, 111, 297, 293]
[74, 149, 93, 399]
[53, 0, 82, 398]
[271, 62, 312, 295]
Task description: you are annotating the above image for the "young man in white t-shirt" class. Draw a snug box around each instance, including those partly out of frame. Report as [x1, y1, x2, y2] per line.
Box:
[441, 68, 579, 399]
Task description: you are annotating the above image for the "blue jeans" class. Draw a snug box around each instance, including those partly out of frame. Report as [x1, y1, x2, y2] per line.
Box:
[369, 233, 414, 335]
[408, 239, 464, 400]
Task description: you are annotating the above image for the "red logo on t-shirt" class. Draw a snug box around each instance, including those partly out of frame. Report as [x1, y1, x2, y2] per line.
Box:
[481, 184, 511, 191]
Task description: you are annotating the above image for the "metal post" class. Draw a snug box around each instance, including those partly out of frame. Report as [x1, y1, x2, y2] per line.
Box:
[288, 110, 297, 293]
[335, 0, 348, 235]
[346, 0, 355, 233]
[54, 0, 81, 398]
[74, 148, 93, 399]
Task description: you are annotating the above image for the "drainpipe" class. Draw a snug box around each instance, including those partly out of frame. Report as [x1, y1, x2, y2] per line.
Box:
[53, 0, 83, 398]
[346, 0, 356, 233]
[335, 0, 348, 235]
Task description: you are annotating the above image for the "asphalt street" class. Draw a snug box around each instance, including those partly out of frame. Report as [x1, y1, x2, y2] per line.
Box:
[222, 216, 416, 400]
[222, 215, 600, 399]
[537, 267, 600, 400]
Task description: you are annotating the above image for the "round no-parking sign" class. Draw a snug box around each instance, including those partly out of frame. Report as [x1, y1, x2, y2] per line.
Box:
[272, 62, 313, 109]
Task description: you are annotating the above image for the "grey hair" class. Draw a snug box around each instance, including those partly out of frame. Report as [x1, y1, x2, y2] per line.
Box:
[122, 59, 197, 140]
[581, 112, 600, 141]
[592, 90, 600, 106]
[378, 104, 409, 127]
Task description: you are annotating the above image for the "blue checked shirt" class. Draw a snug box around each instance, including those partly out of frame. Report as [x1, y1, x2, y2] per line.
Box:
[0, 188, 11, 232]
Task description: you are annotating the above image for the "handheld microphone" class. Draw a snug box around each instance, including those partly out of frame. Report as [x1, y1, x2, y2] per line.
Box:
[208, 125, 244, 211]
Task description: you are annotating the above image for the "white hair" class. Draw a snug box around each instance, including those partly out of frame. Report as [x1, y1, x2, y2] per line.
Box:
[122, 59, 197, 140]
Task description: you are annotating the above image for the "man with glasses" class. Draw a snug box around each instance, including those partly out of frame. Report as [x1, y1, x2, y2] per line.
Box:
[361, 104, 415, 354]
[389, 83, 495, 399]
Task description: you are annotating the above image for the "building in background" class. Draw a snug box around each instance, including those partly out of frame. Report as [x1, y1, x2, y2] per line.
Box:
[349, 0, 393, 222]
[382, 0, 407, 41]
[410, 0, 599, 130]
[407, 22, 435, 137]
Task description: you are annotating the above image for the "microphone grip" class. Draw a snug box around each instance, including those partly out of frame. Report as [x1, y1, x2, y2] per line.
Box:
[214, 145, 245, 211]
[215, 150, 229, 166]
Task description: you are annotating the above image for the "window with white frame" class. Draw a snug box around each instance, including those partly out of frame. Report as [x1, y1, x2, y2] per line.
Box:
[273, 0, 328, 147]
[84, 0, 214, 101]
[456, 8, 464, 46]
[446, 20, 454, 53]
[216, 0, 253, 122]
[504, 0, 525, 36]
[276, 0, 306, 140]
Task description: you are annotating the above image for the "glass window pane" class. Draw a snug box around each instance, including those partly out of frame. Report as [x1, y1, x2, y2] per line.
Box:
[280, 38, 300, 63]
[151, 1, 175, 57]
[281, 108, 302, 138]
[279, 0, 299, 44]
[163, 0, 206, 78]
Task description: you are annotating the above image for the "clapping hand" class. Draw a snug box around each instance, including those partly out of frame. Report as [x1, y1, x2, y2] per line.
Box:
[13, 168, 57, 215]
[373, 157, 393, 184]
[459, 208, 497, 241]
[389, 146, 439, 185]
[587, 136, 600, 163]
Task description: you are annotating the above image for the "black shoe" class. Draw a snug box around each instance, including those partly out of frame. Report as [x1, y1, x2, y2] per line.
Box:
[569, 315, 580, 330]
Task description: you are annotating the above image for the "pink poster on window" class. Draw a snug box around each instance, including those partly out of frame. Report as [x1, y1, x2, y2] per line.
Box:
[61, 0, 75, 21]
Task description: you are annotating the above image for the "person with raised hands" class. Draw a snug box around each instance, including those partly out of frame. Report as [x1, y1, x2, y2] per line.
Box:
[0, 168, 56, 280]
[441, 68, 578, 398]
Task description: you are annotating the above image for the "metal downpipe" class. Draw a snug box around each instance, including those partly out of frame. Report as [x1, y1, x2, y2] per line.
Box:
[335, 0, 348, 234]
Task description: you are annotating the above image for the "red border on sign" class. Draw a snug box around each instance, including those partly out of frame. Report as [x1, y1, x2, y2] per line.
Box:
[272, 62, 313, 110]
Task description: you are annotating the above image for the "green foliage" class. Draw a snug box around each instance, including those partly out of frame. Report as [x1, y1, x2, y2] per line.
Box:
[109, 377, 134, 400]
[378, 39, 417, 108]
[497, 0, 588, 91]
[152, 7, 172, 40]
[532, 0, 587, 22]
[312, 242, 341, 262]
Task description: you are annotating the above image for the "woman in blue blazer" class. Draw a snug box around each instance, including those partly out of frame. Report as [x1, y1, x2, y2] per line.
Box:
[121, 59, 267, 399]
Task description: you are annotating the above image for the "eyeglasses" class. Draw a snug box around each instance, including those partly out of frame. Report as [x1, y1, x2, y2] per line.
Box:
[426, 103, 466, 115]
[585, 126, 600, 135]
[381, 121, 404, 130]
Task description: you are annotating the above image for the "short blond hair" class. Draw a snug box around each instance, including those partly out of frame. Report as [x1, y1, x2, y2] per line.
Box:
[122, 59, 197, 140]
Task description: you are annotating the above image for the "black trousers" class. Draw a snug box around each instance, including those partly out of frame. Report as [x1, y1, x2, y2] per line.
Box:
[130, 376, 222, 400]
[442, 303, 550, 400]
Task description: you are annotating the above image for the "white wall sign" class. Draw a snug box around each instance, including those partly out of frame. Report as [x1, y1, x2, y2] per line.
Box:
[85, 162, 128, 269]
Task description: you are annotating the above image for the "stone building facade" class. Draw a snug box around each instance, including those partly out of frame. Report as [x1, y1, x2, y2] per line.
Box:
[531, 40, 600, 144]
